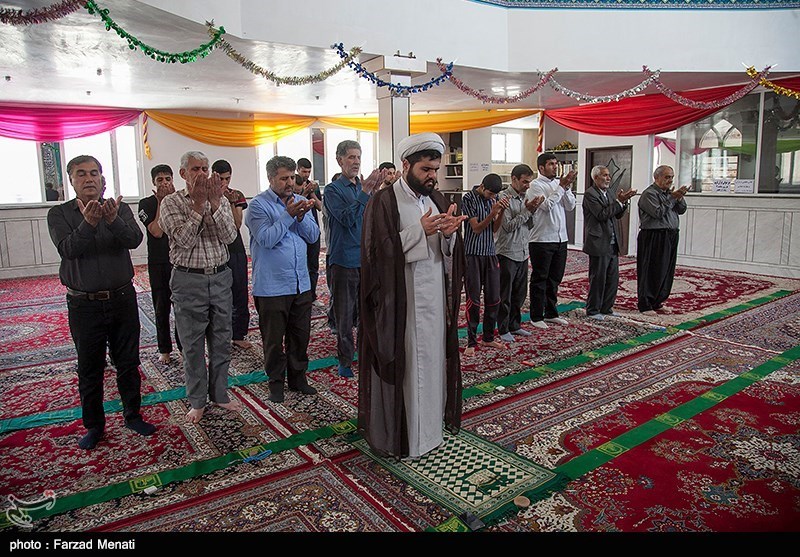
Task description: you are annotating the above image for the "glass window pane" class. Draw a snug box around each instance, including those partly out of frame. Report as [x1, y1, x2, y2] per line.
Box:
[759, 92, 800, 194]
[491, 133, 505, 162]
[63, 133, 113, 200]
[359, 131, 375, 177]
[506, 133, 523, 163]
[41, 142, 65, 201]
[0, 136, 41, 203]
[256, 142, 275, 191]
[677, 94, 760, 193]
[115, 126, 140, 198]
[276, 128, 311, 167]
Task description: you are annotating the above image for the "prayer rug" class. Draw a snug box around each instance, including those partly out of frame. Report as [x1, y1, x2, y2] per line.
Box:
[698, 291, 800, 352]
[99, 463, 407, 532]
[351, 429, 567, 527]
[562, 248, 635, 277]
[558, 265, 800, 326]
[0, 275, 65, 309]
[496, 376, 800, 532]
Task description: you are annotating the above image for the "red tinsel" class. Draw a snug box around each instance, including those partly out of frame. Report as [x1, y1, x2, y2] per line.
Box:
[0, 0, 83, 25]
[644, 65, 771, 110]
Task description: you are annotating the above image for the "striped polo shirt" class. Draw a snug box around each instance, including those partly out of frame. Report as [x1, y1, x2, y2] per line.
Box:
[461, 186, 497, 256]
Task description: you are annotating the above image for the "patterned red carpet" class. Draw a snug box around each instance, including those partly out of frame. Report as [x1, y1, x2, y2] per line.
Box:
[1, 249, 798, 532]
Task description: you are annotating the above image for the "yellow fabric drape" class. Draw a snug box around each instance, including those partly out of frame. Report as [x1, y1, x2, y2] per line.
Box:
[144, 110, 316, 147]
[318, 109, 542, 134]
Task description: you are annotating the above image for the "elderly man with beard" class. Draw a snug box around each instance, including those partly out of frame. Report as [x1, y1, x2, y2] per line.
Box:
[359, 132, 467, 459]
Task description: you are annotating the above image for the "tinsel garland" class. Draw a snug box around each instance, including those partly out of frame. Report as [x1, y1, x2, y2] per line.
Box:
[85, 0, 223, 63]
[334, 44, 452, 97]
[0, 0, 83, 25]
[437, 58, 556, 104]
[746, 66, 800, 101]
[644, 65, 770, 110]
[547, 72, 658, 103]
[206, 24, 362, 86]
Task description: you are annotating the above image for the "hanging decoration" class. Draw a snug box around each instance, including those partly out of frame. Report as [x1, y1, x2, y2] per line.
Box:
[84, 0, 223, 64]
[142, 112, 151, 160]
[547, 72, 659, 104]
[643, 65, 770, 110]
[0, 0, 83, 25]
[746, 66, 800, 101]
[206, 23, 362, 86]
[438, 59, 556, 104]
[333, 44, 452, 97]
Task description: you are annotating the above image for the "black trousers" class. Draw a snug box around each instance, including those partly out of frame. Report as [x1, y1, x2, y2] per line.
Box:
[528, 241, 568, 321]
[586, 249, 619, 316]
[149, 262, 180, 354]
[329, 265, 360, 367]
[497, 255, 528, 334]
[637, 228, 679, 312]
[465, 254, 501, 346]
[307, 238, 321, 301]
[254, 290, 313, 386]
[67, 282, 142, 431]
[229, 251, 250, 341]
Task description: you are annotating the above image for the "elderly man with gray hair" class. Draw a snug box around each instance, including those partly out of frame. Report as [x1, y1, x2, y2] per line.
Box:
[636, 165, 688, 316]
[246, 156, 319, 403]
[159, 151, 242, 423]
[582, 165, 637, 320]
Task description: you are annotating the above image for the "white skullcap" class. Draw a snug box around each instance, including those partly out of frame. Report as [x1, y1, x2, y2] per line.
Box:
[396, 132, 445, 162]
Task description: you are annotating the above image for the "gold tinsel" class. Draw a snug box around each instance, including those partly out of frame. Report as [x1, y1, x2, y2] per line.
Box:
[746, 66, 800, 101]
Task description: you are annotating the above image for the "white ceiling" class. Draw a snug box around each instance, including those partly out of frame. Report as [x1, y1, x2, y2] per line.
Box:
[0, 0, 796, 118]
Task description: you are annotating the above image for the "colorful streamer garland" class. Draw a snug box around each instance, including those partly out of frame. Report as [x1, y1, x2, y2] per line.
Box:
[437, 58, 556, 104]
[84, 0, 223, 64]
[547, 72, 659, 104]
[644, 65, 770, 110]
[206, 23, 362, 86]
[0, 0, 83, 25]
[334, 44, 453, 97]
[746, 66, 800, 101]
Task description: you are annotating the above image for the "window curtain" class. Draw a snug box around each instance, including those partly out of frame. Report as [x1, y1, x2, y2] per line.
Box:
[144, 110, 317, 147]
[545, 76, 800, 137]
[0, 103, 141, 141]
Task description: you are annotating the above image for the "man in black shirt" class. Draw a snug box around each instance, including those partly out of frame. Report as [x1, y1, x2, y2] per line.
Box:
[294, 158, 322, 305]
[47, 155, 155, 450]
[138, 164, 181, 363]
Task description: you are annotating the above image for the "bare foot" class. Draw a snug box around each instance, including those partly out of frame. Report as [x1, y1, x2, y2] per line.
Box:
[185, 407, 205, 423]
[216, 399, 243, 412]
[479, 339, 505, 349]
[464, 346, 476, 356]
[232, 340, 252, 349]
[158, 353, 171, 364]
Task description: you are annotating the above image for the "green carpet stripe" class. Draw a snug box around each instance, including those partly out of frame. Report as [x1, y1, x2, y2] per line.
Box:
[460, 301, 584, 338]
[554, 346, 800, 481]
[18, 419, 358, 524]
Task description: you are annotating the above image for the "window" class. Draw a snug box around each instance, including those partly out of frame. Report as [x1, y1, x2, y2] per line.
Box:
[0, 124, 141, 204]
[491, 130, 523, 163]
[677, 92, 800, 194]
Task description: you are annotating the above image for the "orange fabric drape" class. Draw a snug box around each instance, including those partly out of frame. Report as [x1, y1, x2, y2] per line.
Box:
[144, 110, 317, 147]
[319, 109, 542, 134]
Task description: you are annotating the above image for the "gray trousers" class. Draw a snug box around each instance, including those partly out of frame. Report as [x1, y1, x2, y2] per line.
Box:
[587, 252, 619, 316]
[497, 255, 529, 334]
[171, 267, 233, 409]
[329, 264, 360, 367]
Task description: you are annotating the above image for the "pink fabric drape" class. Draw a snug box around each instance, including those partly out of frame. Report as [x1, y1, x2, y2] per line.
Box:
[0, 103, 141, 142]
[654, 136, 676, 154]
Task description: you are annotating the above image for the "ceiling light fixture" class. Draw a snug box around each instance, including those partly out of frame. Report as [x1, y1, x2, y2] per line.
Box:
[4, 76, 10, 82]
[96, 68, 103, 76]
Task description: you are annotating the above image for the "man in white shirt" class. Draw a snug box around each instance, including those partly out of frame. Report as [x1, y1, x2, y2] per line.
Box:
[525, 152, 577, 329]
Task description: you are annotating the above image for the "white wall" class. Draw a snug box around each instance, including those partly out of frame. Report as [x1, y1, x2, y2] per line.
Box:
[464, 128, 492, 190]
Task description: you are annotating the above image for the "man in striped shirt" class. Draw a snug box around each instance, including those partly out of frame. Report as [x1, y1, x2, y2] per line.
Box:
[461, 173, 510, 356]
[159, 151, 243, 424]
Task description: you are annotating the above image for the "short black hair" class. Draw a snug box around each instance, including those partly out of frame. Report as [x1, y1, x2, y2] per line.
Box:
[212, 159, 232, 174]
[297, 158, 312, 169]
[482, 173, 503, 193]
[511, 164, 534, 179]
[537, 152, 557, 169]
[406, 149, 442, 167]
[378, 161, 396, 171]
[150, 164, 173, 181]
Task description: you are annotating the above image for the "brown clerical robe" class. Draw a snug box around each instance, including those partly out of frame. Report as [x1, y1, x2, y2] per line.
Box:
[358, 182, 465, 458]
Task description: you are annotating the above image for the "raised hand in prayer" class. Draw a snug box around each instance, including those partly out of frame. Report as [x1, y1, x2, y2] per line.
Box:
[617, 188, 638, 203]
[101, 195, 123, 224]
[670, 185, 689, 200]
[525, 195, 545, 212]
[285, 196, 315, 221]
[362, 168, 386, 195]
[77, 198, 103, 227]
[420, 207, 446, 236]
[438, 203, 467, 237]
[559, 169, 578, 190]
[207, 172, 225, 212]
[189, 174, 209, 213]
[154, 181, 175, 202]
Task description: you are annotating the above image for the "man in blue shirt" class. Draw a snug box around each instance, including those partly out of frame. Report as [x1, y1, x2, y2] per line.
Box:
[246, 156, 319, 403]
[322, 140, 383, 378]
